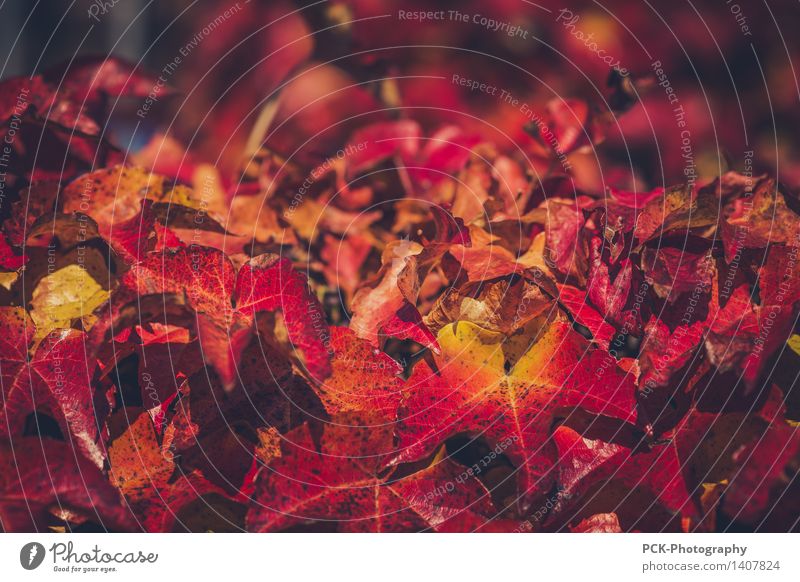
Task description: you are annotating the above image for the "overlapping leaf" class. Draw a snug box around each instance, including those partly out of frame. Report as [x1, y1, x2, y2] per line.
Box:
[393, 319, 638, 509]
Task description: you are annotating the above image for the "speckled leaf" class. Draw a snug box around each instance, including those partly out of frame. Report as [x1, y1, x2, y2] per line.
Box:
[393, 320, 638, 509]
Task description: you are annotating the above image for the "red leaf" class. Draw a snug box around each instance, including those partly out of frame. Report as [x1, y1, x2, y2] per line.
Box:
[639, 317, 706, 392]
[119, 247, 332, 389]
[393, 320, 638, 509]
[106, 409, 235, 532]
[0, 234, 27, 270]
[235, 254, 333, 382]
[449, 244, 526, 281]
[316, 327, 403, 421]
[345, 120, 421, 178]
[0, 307, 32, 391]
[350, 239, 438, 352]
[1, 326, 108, 468]
[704, 284, 761, 385]
[552, 425, 696, 521]
[0, 438, 134, 531]
[247, 418, 511, 532]
[534, 98, 603, 155]
[641, 246, 714, 302]
[587, 237, 632, 324]
[47, 56, 164, 110]
[544, 200, 587, 280]
[556, 284, 616, 349]
[407, 126, 483, 185]
[724, 418, 800, 525]
[159, 338, 324, 495]
[716, 175, 800, 262]
[429, 204, 471, 247]
[634, 185, 717, 244]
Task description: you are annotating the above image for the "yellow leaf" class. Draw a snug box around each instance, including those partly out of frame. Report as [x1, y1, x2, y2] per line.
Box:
[30, 264, 109, 345]
[254, 426, 282, 465]
[108, 411, 174, 500]
[0, 271, 18, 290]
[286, 198, 325, 241]
[437, 322, 506, 389]
[788, 334, 800, 357]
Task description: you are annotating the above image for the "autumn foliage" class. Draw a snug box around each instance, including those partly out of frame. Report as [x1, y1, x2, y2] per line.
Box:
[1, 10, 800, 533]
